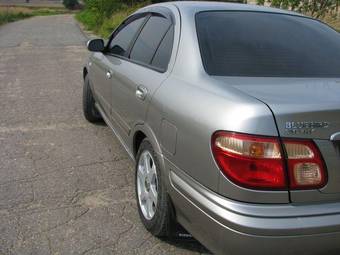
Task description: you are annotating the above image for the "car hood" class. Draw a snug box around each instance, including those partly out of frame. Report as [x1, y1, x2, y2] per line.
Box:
[212, 77, 340, 140]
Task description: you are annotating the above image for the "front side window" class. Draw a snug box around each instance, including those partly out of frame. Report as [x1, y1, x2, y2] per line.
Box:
[130, 15, 172, 69]
[109, 16, 146, 57]
[196, 11, 340, 77]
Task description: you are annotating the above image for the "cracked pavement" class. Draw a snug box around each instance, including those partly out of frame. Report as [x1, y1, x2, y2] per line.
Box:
[0, 15, 208, 255]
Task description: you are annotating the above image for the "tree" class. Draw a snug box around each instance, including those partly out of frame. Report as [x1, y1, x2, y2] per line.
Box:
[63, 0, 79, 9]
[256, 0, 339, 18]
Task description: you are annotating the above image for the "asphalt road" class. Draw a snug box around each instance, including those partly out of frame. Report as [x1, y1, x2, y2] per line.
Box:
[0, 15, 208, 255]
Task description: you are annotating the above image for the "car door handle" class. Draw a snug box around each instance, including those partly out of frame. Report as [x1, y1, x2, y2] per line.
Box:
[106, 70, 113, 79]
[136, 86, 147, 101]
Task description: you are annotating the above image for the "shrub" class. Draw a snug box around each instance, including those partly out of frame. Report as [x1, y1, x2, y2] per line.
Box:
[0, 11, 32, 26]
[76, 0, 149, 37]
[63, 0, 79, 10]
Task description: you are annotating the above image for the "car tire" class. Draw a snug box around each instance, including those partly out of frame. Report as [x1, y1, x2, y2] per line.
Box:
[83, 75, 102, 123]
[135, 139, 174, 237]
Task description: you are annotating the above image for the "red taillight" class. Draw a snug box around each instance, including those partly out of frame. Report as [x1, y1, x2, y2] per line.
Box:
[212, 131, 287, 190]
[212, 131, 327, 190]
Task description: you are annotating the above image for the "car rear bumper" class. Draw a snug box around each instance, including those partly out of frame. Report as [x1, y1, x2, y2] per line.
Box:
[168, 168, 340, 255]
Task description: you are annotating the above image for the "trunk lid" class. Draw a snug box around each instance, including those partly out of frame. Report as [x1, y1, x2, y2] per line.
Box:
[213, 77, 340, 202]
[216, 77, 340, 140]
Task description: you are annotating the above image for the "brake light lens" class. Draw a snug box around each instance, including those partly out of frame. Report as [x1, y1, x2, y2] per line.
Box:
[283, 140, 327, 189]
[212, 131, 327, 190]
[212, 131, 287, 190]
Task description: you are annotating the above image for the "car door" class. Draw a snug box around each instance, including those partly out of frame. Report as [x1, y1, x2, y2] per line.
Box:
[90, 14, 147, 117]
[105, 12, 174, 135]
[89, 53, 114, 116]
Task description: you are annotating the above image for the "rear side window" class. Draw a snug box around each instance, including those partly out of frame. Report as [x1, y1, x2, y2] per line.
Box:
[109, 16, 146, 57]
[130, 15, 172, 69]
[151, 26, 174, 70]
[196, 11, 340, 77]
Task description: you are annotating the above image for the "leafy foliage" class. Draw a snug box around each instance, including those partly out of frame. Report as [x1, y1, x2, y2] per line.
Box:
[256, 0, 340, 18]
[63, 0, 80, 10]
[76, 1, 149, 37]
[83, 0, 122, 18]
[76, 0, 340, 37]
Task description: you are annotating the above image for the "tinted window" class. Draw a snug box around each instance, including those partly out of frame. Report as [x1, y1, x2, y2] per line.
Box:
[196, 12, 340, 77]
[109, 16, 145, 57]
[151, 26, 174, 70]
[130, 15, 171, 66]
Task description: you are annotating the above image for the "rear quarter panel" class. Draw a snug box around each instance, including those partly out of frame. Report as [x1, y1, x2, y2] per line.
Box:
[153, 5, 289, 203]
[154, 75, 290, 203]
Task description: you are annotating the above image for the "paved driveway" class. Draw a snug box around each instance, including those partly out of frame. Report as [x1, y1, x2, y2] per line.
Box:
[0, 15, 208, 255]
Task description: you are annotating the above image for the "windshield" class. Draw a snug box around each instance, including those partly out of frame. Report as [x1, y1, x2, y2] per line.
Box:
[196, 11, 340, 77]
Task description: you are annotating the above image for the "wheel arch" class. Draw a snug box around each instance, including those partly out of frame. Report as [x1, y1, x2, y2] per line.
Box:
[83, 67, 88, 80]
[132, 124, 162, 156]
[133, 130, 146, 157]
[131, 124, 165, 171]
[132, 123, 177, 228]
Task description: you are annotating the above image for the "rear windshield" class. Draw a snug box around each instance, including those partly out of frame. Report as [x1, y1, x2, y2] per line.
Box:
[196, 11, 340, 77]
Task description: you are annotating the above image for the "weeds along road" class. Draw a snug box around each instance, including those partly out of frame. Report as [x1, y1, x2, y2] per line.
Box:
[0, 0, 63, 7]
[0, 14, 207, 255]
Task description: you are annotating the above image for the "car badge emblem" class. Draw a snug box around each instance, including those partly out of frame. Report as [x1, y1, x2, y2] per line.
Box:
[285, 121, 329, 135]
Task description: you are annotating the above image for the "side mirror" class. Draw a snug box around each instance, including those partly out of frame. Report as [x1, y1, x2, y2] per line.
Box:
[87, 39, 105, 52]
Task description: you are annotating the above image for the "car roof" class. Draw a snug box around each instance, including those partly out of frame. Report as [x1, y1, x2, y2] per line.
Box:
[152, 1, 304, 17]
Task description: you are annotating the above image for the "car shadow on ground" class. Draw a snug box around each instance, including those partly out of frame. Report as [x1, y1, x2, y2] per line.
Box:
[161, 223, 212, 254]
[166, 238, 212, 254]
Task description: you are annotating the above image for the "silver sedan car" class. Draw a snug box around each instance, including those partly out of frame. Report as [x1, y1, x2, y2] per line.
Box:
[82, 2, 340, 254]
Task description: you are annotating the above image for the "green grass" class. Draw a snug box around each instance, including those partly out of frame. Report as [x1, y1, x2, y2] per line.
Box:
[75, 8, 98, 31]
[31, 7, 70, 16]
[0, 6, 71, 26]
[0, 10, 32, 26]
[76, 2, 150, 38]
